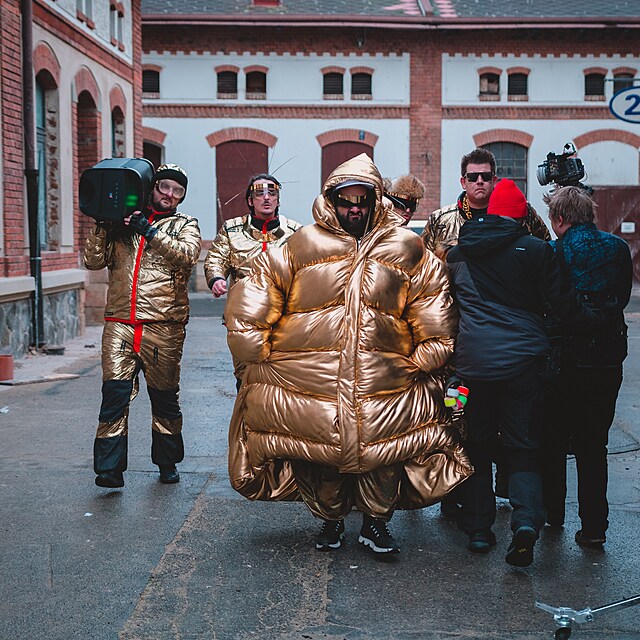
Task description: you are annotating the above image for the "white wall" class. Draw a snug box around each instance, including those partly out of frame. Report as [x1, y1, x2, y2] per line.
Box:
[142, 51, 410, 104]
[41, 0, 134, 61]
[145, 117, 411, 239]
[443, 53, 640, 105]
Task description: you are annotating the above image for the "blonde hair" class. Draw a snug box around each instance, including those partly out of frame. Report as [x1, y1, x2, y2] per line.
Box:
[544, 186, 596, 225]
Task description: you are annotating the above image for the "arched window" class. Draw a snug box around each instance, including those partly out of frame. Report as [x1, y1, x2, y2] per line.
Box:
[111, 107, 125, 158]
[217, 71, 238, 98]
[479, 73, 500, 100]
[36, 80, 49, 250]
[323, 73, 344, 98]
[483, 142, 528, 196]
[351, 73, 372, 98]
[507, 73, 528, 100]
[246, 71, 266, 99]
[142, 69, 160, 94]
[613, 72, 635, 94]
[585, 73, 605, 98]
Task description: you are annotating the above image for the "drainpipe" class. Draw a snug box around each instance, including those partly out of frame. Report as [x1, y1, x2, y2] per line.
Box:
[22, 0, 44, 349]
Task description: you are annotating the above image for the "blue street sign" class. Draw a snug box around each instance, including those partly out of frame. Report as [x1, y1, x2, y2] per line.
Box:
[609, 85, 640, 124]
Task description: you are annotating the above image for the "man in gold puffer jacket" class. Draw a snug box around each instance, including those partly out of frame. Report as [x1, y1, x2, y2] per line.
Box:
[224, 154, 472, 556]
[84, 164, 201, 489]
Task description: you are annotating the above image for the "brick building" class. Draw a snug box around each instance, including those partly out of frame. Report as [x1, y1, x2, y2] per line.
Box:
[0, 0, 142, 356]
[141, 0, 640, 285]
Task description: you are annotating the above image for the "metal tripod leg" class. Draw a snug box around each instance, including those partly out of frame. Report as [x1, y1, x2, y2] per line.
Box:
[536, 595, 640, 638]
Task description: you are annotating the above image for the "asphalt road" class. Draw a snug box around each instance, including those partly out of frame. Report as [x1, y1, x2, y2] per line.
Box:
[1, 293, 639, 640]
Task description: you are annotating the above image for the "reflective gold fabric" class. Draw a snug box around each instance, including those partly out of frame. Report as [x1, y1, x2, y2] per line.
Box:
[84, 212, 201, 323]
[204, 214, 302, 289]
[225, 154, 473, 509]
[422, 200, 551, 260]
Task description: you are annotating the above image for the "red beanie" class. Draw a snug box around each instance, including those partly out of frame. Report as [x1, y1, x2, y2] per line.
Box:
[487, 179, 527, 219]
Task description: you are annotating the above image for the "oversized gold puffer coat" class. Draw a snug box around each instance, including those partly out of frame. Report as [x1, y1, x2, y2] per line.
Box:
[225, 154, 472, 507]
[84, 211, 201, 324]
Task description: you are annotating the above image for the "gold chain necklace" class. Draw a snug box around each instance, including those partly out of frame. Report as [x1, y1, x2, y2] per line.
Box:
[461, 194, 473, 220]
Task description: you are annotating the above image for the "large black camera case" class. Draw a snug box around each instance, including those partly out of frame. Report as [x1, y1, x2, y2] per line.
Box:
[79, 158, 154, 220]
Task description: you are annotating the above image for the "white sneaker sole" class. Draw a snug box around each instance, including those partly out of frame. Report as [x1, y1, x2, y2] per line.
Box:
[316, 534, 344, 550]
[358, 535, 399, 554]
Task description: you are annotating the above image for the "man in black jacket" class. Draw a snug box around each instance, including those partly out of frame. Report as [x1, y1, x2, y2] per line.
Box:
[446, 179, 601, 567]
[540, 186, 632, 548]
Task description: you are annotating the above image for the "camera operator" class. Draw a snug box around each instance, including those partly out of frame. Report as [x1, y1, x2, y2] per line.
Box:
[540, 186, 632, 548]
[84, 164, 201, 488]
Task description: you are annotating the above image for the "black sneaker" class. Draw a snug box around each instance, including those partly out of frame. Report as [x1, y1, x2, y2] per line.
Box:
[358, 516, 400, 554]
[505, 526, 537, 567]
[467, 529, 496, 554]
[316, 520, 345, 551]
[95, 470, 124, 488]
[159, 465, 180, 484]
[575, 530, 606, 548]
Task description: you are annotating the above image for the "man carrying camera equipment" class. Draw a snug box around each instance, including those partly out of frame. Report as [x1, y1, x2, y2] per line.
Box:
[204, 174, 302, 390]
[84, 164, 201, 488]
[540, 186, 632, 548]
[446, 179, 604, 567]
[224, 154, 472, 556]
[383, 174, 425, 226]
[423, 148, 551, 516]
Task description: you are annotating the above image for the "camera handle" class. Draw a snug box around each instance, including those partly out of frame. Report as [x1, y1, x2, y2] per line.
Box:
[536, 594, 640, 639]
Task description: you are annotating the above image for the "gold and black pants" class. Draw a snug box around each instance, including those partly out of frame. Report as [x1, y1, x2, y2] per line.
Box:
[291, 461, 403, 522]
[94, 321, 185, 474]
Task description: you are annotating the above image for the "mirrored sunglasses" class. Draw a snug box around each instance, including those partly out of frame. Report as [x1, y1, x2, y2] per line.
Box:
[156, 179, 185, 198]
[333, 193, 371, 208]
[387, 193, 418, 214]
[465, 171, 494, 183]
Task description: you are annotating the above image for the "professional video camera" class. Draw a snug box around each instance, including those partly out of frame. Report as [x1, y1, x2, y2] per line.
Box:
[536, 142, 585, 188]
[79, 157, 154, 221]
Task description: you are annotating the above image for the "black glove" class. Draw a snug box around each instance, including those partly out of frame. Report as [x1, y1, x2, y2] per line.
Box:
[129, 213, 158, 241]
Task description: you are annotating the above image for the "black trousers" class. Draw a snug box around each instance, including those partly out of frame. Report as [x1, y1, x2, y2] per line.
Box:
[541, 364, 623, 538]
[459, 360, 546, 534]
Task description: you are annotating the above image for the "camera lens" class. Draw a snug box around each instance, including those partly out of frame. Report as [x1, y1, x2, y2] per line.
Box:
[536, 164, 550, 186]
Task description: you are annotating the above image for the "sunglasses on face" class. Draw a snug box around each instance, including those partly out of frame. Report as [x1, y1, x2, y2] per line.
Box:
[464, 171, 494, 183]
[156, 180, 185, 199]
[333, 192, 372, 209]
[387, 193, 418, 214]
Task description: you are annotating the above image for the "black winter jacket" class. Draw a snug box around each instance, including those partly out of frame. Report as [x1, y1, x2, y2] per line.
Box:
[447, 215, 600, 381]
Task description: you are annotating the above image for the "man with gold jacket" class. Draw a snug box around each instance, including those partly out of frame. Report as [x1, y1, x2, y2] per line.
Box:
[204, 174, 302, 296]
[84, 164, 201, 489]
[224, 154, 472, 556]
[204, 174, 302, 389]
[422, 147, 550, 261]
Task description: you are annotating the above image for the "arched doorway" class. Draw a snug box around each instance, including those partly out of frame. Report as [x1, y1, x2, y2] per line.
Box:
[321, 142, 373, 187]
[216, 140, 269, 226]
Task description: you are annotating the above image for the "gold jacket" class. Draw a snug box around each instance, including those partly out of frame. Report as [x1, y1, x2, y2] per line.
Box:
[422, 195, 551, 260]
[84, 211, 201, 324]
[204, 214, 302, 289]
[225, 154, 472, 507]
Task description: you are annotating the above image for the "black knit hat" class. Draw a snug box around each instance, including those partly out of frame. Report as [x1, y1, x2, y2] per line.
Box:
[153, 163, 188, 201]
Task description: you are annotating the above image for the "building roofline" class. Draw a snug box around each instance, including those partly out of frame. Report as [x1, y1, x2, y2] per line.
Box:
[142, 14, 640, 29]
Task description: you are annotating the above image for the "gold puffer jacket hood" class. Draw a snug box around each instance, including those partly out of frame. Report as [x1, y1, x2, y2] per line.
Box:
[84, 211, 201, 324]
[225, 154, 471, 507]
